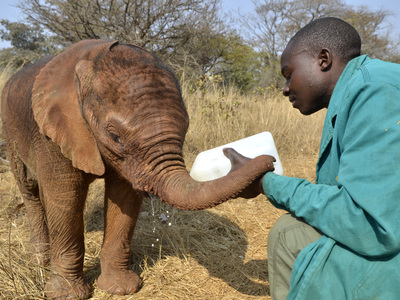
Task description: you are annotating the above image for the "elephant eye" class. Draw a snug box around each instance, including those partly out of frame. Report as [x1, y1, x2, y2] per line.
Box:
[108, 132, 122, 144]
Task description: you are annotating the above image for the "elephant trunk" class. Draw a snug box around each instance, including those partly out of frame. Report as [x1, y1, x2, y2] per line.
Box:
[148, 155, 272, 210]
[119, 105, 272, 210]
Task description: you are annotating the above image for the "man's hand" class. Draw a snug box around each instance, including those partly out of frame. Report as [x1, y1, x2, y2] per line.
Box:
[223, 147, 275, 198]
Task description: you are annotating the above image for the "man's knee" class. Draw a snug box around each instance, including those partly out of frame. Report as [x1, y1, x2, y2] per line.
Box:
[268, 213, 322, 254]
[268, 213, 302, 246]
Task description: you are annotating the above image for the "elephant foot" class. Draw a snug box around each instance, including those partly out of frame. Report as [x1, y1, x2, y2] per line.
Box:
[45, 273, 91, 299]
[97, 269, 141, 295]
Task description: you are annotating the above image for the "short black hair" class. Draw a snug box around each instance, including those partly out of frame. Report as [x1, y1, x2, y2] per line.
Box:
[288, 17, 361, 63]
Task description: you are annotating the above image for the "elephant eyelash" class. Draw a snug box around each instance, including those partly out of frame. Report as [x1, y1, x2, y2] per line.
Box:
[106, 122, 126, 148]
[108, 131, 123, 145]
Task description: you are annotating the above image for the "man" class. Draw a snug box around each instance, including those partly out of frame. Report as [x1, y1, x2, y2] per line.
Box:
[224, 17, 400, 299]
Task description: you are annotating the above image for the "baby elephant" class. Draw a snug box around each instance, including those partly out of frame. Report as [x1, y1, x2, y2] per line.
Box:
[1, 40, 274, 298]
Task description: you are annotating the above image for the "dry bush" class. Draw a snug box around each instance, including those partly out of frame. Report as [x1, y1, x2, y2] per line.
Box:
[0, 72, 324, 299]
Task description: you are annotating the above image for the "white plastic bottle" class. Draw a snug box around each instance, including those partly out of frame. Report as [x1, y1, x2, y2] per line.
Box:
[189, 132, 283, 181]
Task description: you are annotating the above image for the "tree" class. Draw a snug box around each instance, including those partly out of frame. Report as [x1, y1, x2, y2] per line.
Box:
[344, 6, 394, 59]
[237, 0, 400, 90]
[2, 0, 398, 90]
[0, 20, 57, 68]
[18, 0, 228, 75]
[206, 33, 260, 92]
[239, 0, 292, 88]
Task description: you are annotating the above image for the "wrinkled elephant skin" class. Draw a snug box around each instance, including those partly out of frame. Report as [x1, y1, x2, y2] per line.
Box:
[1, 40, 274, 299]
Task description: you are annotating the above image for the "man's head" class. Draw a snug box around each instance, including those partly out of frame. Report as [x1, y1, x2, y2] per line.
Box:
[281, 17, 361, 115]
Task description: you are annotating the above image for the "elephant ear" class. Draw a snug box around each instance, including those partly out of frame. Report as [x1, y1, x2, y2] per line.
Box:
[32, 39, 118, 176]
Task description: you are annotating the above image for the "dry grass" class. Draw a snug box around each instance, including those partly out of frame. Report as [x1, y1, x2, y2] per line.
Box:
[182, 83, 324, 167]
[0, 72, 325, 299]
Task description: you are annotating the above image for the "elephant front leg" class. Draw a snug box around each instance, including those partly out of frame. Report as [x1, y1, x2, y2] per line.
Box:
[97, 176, 143, 295]
[40, 173, 92, 299]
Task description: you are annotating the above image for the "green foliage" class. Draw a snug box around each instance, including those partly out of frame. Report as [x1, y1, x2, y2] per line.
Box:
[0, 20, 59, 69]
[176, 33, 260, 92]
[217, 34, 259, 92]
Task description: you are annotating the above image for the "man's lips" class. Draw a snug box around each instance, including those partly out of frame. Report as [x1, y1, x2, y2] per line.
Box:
[289, 97, 297, 108]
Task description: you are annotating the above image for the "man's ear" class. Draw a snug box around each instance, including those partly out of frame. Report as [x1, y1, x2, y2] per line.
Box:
[319, 48, 332, 71]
